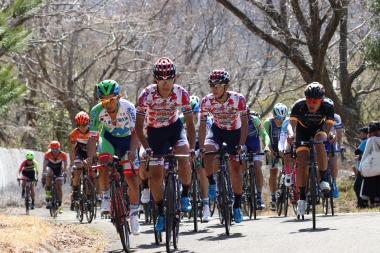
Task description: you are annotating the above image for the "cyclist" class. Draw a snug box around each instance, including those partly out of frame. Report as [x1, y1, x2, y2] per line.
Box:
[135, 57, 196, 233]
[287, 82, 336, 216]
[17, 151, 39, 210]
[43, 141, 68, 214]
[199, 68, 248, 223]
[354, 127, 369, 208]
[244, 108, 270, 209]
[69, 111, 92, 211]
[263, 103, 288, 211]
[180, 95, 213, 221]
[323, 97, 345, 198]
[278, 117, 293, 187]
[85, 79, 141, 235]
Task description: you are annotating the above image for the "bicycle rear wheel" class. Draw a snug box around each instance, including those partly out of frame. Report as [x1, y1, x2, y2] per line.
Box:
[152, 201, 162, 245]
[111, 181, 130, 252]
[84, 179, 94, 223]
[165, 174, 174, 252]
[221, 170, 231, 235]
[249, 168, 257, 220]
[25, 184, 30, 215]
[191, 172, 198, 232]
[173, 178, 180, 249]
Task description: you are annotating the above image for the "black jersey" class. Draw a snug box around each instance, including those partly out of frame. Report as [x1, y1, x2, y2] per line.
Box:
[289, 98, 334, 128]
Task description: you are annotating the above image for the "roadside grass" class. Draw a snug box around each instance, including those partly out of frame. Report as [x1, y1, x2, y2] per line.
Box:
[0, 213, 106, 253]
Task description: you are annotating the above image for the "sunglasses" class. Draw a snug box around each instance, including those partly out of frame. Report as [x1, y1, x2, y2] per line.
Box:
[209, 83, 226, 88]
[77, 124, 89, 128]
[306, 98, 323, 105]
[51, 148, 60, 152]
[27, 159, 33, 161]
[275, 116, 286, 121]
[100, 96, 117, 105]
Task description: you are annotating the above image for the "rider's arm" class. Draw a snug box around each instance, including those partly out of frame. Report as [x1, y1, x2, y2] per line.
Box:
[198, 120, 207, 149]
[42, 157, 48, 174]
[87, 105, 101, 161]
[62, 153, 68, 173]
[336, 128, 343, 146]
[69, 130, 77, 166]
[183, 112, 196, 150]
[34, 161, 39, 178]
[18, 161, 26, 178]
[255, 117, 270, 147]
[136, 114, 149, 150]
[263, 119, 274, 153]
[240, 116, 248, 146]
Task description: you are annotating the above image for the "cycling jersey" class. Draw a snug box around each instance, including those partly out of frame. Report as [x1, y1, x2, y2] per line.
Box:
[179, 113, 213, 143]
[44, 151, 67, 176]
[325, 113, 343, 152]
[290, 98, 334, 128]
[18, 160, 39, 180]
[200, 91, 247, 130]
[245, 115, 269, 161]
[278, 119, 289, 151]
[70, 128, 90, 151]
[89, 99, 136, 139]
[136, 84, 192, 128]
[264, 117, 286, 153]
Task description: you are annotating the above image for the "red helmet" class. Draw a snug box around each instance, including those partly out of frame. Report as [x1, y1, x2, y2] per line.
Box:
[75, 111, 89, 125]
[209, 68, 230, 83]
[152, 57, 177, 80]
[49, 141, 60, 149]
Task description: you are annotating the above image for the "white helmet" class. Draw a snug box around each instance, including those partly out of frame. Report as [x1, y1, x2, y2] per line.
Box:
[273, 103, 288, 120]
[190, 95, 200, 104]
[324, 97, 334, 106]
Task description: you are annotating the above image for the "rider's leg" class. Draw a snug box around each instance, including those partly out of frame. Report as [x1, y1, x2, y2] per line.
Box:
[149, 164, 165, 215]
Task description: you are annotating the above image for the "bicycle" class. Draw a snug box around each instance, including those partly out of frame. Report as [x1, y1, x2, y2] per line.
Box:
[276, 151, 294, 217]
[202, 148, 234, 235]
[242, 151, 266, 220]
[43, 173, 67, 218]
[18, 178, 37, 215]
[146, 149, 187, 252]
[91, 154, 132, 252]
[73, 166, 95, 223]
[188, 160, 203, 232]
[289, 157, 299, 215]
[322, 150, 335, 216]
[295, 139, 332, 230]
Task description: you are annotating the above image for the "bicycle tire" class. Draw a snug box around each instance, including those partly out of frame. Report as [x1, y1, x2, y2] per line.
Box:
[276, 176, 283, 217]
[173, 177, 180, 250]
[25, 183, 30, 215]
[284, 186, 289, 217]
[84, 179, 94, 223]
[221, 170, 230, 235]
[249, 167, 257, 220]
[50, 185, 58, 218]
[209, 199, 216, 217]
[191, 172, 198, 232]
[152, 202, 162, 245]
[111, 181, 130, 252]
[310, 164, 317, 230]
[165, 174, 173, 252]
[77, 182, 84, 222]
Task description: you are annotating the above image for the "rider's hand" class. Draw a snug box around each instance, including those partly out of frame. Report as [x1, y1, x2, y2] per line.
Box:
[263, 146, 270, 154]
[189, 149, 195, 158]
[17, 178, 20, 182]
[236, 145, 246, 154]
[270, 152, 277, 160]
[340, 145, 346, 153]
[127, 151, 136, 163]
[71, 165, 77, 171]
[287, 135, 294, 145]
[329, 133, 337, 143]
[145, 148, 153, 159]
[279, 150, 284, 158]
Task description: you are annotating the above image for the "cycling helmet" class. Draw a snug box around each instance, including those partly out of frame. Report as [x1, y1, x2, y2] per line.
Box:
[324, 97, 334, 106]
[97, 80, 120, 97]
[190, 100, 200, 113]
[75, 111, 89, 125]
[369, 121, 380, 133]
[250, 110, 261, 119]
[208, 69, 230, 83]
[152, 57, 177, 80]
[273, 103, 288, 120]
[304, 82, 325, 99]
[26, 151, 34, 160]
[49, 141, 60, 149]
[190, 95, 200, 105]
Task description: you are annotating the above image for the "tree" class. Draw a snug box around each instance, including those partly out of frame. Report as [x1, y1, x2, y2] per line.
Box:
[216, 0, 378, 145]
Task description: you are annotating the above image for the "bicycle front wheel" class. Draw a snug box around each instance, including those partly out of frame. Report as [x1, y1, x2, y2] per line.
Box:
[191, 172, 198, 232]
[152, 201, 162, 245]
[50, 186, 58, 218]
[283, 186, 289, 217]
[84, 179, 94, 223]
[165, 174, 174, 252]
[111, 181, 130, 252]
[249, 168, 257, 220]
[310, 166, 317, 230]
[221, 170, 231, 235]
[25, 184, 30, 215]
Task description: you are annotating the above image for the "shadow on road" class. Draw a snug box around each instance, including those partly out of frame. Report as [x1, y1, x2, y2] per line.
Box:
[199, 232, 245, 241]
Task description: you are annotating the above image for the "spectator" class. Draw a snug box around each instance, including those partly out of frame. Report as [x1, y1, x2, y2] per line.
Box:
[359, 121, 380, 207]
[353, 126, 369, 208]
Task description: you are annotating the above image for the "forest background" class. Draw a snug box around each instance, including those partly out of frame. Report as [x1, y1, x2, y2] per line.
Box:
[1, 0, 380, 154]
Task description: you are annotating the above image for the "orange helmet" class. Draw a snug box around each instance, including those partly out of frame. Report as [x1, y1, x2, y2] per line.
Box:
[75, 111, 89, 125]
[49, 141, 60, 149]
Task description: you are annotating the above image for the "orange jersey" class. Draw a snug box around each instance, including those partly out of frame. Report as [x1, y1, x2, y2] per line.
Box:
[70, 128, 90, 151]
[44, 151, 67, 170]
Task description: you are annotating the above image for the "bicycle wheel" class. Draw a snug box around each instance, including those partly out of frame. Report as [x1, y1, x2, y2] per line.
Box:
[144, 203, 151, 224]
[152, 202, 162, 245]
[249, 167, 257, 220]
[191, 172, 198, 232]
[111, 181, 130, 252]
[209, 199, 216, 217]
[283, 185, 289, 217]
[25, 184, 30, 215]
[221, 170, 230, 235]
[276, 176, 283, 217]
[173, 177, 180, 250]
[310, 165, 317, 230]
[165, 174, 173, 252]
[50, 185, 58, 218]
[76, 183, 84, 222]
[84, 179, 94, 223]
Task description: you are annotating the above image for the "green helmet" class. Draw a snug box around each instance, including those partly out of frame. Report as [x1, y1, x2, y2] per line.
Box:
[26, 151, 34, 160]
[96, 80, 120, 97]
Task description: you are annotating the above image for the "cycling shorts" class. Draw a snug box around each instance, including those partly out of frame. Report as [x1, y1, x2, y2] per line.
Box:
[21, 170, 36, 181]
[147, 118, 188, 156]
[245, 137, 263, 162]
[205, 124, 241, 155]
[74, 148, 87, 164]
[295, 123, 326, 153]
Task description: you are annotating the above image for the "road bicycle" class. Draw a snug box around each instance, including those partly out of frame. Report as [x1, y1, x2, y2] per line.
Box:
[43, 173, 67, 218]
[73, 166, 95, 223]
[276, 150, 295, 217]
[322, 151, 335, 216]
[92, 154, 132, 252]
[146, 149, 187, 252]
[202, 148, 234, 235]
[188, 160, 203, 232]
[18, 178, 37, 215]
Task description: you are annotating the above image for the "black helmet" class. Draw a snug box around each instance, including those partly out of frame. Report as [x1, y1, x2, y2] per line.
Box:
[304, 82, 325, 99]
[369, 121, 380, 133]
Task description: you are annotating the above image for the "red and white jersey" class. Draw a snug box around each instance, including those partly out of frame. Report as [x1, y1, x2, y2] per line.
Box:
[136, 84, 192, 128]
[200, 91, 247, 130]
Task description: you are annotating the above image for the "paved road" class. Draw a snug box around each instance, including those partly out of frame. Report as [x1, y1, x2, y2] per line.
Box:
[8, 204, 380, 253]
